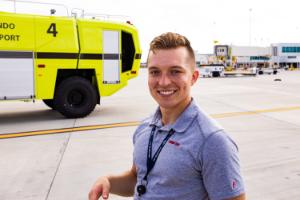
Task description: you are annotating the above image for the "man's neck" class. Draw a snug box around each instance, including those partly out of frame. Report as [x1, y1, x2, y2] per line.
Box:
[160, 98, 192, 125]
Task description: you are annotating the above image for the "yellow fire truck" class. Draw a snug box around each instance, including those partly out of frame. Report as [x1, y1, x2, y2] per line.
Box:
[0, 10, 141, 118]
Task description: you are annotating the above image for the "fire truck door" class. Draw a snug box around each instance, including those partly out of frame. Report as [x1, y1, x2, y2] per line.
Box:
[103, 30, 120, 84]
[0, 51, 34, 100]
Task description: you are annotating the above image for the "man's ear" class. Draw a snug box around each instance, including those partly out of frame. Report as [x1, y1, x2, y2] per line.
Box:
[191, 69, 199, 85]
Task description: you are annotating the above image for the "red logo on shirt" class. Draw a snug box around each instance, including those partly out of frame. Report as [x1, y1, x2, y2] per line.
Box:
[232, 180, 237, 189]
[168, 140, 180, 146]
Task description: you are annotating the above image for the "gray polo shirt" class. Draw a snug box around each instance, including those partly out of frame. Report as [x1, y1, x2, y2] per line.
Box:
[133, 100, 245, 200]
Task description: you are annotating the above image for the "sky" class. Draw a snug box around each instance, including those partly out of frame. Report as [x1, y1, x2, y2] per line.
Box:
[2, 0, 300, 61]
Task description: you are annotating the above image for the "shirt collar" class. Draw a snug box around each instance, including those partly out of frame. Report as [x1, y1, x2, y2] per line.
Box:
[150, 99, 199, 133]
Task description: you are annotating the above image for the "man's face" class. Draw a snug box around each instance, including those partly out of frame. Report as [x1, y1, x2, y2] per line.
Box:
[147, 47, 199, 110]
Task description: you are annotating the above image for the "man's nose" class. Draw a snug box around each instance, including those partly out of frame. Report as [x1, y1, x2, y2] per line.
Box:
[158, 73, 171, 86]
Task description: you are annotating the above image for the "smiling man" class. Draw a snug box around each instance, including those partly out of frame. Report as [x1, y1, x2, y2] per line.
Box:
[89, 32, 246, 200]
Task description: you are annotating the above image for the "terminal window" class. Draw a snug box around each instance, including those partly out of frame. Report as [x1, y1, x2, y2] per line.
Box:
[282, 46, 300, 53]
[250, 56, 270, 61]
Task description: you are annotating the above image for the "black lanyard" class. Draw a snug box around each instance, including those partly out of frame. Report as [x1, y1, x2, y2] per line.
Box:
[137, 126, 175, 196]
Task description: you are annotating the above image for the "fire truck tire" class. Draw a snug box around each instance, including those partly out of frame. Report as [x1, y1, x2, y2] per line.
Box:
[43, 99, 55, 110]
[54, 77, 97, 118]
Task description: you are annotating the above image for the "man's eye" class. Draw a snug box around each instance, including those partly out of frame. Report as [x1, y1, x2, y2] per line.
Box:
[171, 70, 181, 75]
[150, 71, 160, 76]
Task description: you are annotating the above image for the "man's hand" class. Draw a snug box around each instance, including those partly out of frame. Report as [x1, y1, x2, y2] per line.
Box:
[89, 165, 137, 199]
[89, 176, 111, 200]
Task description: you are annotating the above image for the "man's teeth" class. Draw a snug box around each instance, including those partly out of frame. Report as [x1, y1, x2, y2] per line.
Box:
[159, 90, 175, 95]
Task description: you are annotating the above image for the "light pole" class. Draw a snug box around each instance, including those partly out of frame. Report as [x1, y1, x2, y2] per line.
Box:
[6, 0, 16, 12]
[249, 8, 252, 46]
[8, 0, 16, 12]
[14, 0, 16, 13]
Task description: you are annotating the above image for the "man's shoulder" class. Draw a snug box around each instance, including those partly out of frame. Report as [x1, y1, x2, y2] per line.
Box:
[132, 115, 153, 144]
[192, 104, 224, 138]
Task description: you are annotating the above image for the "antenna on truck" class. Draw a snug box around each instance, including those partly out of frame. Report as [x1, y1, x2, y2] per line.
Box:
[50, 9, 56, 15]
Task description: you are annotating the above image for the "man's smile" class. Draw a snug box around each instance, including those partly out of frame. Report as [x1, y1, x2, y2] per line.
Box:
[157, 89, 177, 96]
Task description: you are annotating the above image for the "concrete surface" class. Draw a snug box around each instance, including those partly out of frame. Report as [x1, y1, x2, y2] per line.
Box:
[0, 69, 300, 199]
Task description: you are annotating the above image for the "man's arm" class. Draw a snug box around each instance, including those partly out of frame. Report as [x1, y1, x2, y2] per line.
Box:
[201, 132, 246, 200]
[89, 164, 137, 200]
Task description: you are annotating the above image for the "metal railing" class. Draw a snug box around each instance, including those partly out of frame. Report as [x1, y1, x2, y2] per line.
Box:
[84, 12, 130, 21]
[71, 8, 130, 22]
[1, 0, 69, 16]
[1, 0, 131, 22]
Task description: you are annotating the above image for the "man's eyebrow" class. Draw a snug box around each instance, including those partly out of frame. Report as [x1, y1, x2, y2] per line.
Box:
[170, 65, 185, 70]
[148, 66, 159, 70]
[148, 66, 185, 70]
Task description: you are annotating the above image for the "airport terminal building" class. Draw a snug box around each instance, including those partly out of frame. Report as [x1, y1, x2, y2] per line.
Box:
[196, 43, 300, 69]
[229, 45, 271, 68]
[271, 43, 300, 68]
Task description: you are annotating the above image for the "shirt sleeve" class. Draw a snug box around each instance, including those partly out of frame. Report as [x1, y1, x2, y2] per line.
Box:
[200, 131, 245, 200]
[132, 116, 153, 145]
[132, 123, 146, 145]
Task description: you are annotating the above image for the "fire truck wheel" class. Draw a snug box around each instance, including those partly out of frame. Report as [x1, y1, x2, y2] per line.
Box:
[43, 99, 55, 110]
[54, 77, 97, 118]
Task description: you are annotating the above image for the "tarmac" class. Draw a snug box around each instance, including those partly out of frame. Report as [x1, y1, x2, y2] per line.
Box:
[0, 68, 300, 200]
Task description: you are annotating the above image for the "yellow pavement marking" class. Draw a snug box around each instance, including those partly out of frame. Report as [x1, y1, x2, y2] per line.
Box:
[1, 106, 300, 139]
[211, 106, 300, 118]
[0, 121, 140, 139]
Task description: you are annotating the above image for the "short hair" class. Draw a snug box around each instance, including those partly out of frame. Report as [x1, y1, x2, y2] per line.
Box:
[148, 32, 196, 64]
